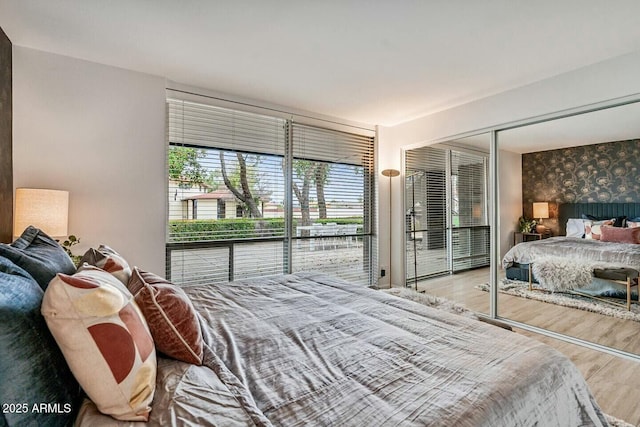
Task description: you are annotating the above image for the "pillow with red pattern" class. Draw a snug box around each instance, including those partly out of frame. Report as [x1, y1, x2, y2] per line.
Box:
[79, 245, 131, 284]
[584, 219, 613, 240]
[128, 268, 203, 365]
[42, 265, 156, 421]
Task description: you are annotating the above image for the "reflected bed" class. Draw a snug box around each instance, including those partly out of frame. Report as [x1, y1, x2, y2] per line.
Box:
[504, 203, 640, 300]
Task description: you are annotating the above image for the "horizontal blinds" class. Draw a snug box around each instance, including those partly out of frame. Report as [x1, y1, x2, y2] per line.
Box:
[167, 100, 287, 285]
[450, 150, 488, 227]
[450, 150, 489, 271]
[168, 98, 285, 156]
[292, 123, 374, 166]
[404, 145, 490, 282]
[405, 146, 449, 280]
[291, 123, 375, 285]
[167, 99, 375, 286]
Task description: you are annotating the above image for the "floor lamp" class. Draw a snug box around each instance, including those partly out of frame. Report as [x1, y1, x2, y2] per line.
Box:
[381, 169, 400, 287]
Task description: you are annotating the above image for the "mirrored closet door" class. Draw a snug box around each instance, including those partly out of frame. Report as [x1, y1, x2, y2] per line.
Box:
[496, 100, 640, 356]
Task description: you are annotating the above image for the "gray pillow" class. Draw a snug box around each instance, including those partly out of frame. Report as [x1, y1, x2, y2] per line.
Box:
[0, 226, 76, 290]
[0, 255, 81, 426]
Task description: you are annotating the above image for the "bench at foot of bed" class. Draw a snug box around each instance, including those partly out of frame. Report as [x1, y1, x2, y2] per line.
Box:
[524, 262, 640, 311]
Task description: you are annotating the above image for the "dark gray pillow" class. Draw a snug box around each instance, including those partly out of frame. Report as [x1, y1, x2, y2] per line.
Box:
[0, 226, 76, 290]
[0, 256, 81, 426]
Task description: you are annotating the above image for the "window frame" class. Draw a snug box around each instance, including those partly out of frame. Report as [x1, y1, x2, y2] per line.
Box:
[166, 97, 377, 286]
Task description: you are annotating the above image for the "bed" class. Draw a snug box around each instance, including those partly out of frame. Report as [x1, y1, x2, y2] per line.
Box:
[1, 228, 610, 426]
[504, 202, 640, 300]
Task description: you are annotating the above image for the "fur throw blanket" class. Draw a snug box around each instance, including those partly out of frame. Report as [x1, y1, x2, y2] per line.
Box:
[382, 288, 478, 319]
[531, 257, 593, 291]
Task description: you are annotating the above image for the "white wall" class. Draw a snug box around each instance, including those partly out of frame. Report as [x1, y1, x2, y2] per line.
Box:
[498, 150, 522, 257]
[13, 47, 166, 274]
[14, 45, 640, 286]
[381, 50, 640, 286]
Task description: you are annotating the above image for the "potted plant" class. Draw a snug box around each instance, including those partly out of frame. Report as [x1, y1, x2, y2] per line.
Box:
[518, 216, 537, 233]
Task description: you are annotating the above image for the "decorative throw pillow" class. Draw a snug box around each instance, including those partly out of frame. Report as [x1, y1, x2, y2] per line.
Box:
[565, 218, 586, 238]
[0, 256, 81, 427]
[584, 219, 613, 240]
[613, 216, 628, 227]
[128, 268, 203, 365]
[600, 225, 640, 244]
[42, 266, 156, 421]
[0, 226, 76, 290]
[79, 245, 131, 285]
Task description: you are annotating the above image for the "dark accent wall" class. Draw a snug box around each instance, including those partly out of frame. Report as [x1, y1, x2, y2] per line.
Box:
[522, 139, 640, 235]
[0, 26, 11, 243]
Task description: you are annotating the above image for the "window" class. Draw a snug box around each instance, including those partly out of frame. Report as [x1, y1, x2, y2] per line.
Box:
[217, 200, 226, 219]
[166, 96, 375, 286]
[405, 145, 489, 282]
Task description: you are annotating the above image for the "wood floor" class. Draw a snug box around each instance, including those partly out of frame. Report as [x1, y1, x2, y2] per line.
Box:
[405, 267, 640, 425]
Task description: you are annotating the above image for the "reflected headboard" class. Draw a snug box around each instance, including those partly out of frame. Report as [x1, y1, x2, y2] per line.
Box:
[558, 203, 640, 235]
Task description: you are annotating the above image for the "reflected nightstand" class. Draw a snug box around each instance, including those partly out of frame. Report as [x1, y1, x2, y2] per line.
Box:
[513, 232, 542, 246]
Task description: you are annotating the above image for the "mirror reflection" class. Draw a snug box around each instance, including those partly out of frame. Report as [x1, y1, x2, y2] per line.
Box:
[497, 100, 640, 355]
[404, 134, 491, 315]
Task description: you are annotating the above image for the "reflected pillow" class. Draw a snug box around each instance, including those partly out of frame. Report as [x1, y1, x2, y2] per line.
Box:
[42, 266, 156, 421]
[600, 225, 640, 244]
[0, 226, 76, 290]
[584, 219, 613, 240]
[565, 218, 585, 238]
[128, 268, 203, 365]
[581, 214, 626, 227]
[613, 216, 628, 227]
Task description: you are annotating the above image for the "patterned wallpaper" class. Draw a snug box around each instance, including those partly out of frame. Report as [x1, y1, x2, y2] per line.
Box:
[521, 139, 640, 234]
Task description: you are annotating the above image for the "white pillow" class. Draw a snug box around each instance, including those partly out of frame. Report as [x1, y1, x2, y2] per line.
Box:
[566, 218, 585, 238]
[42, 266, 156, 421]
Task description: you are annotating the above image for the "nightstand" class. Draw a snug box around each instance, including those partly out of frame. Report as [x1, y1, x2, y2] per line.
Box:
[513, 232, 542, 246]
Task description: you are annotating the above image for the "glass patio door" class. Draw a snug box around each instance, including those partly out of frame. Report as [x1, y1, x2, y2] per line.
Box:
[405, 145, 489, 286]
[405, 147, 449, 282]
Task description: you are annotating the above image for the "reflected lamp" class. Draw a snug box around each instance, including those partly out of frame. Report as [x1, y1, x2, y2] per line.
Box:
[533, 202, 549, 233]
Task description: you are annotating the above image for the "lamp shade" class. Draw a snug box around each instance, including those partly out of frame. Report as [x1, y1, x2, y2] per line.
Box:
[14, 188, 69, 238]
[533, 202, 549, 220]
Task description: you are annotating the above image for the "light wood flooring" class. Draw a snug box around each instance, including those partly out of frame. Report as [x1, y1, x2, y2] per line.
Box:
[403, 267, 640, 425]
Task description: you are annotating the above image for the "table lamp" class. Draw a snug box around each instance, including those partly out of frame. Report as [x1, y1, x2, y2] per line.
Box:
[533, 202, 549, 233]
[13, 188, 69, 239]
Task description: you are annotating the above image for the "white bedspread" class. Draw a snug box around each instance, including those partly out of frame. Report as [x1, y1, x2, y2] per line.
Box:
[503, 236, 640, 270]
[76, 271, 608, 426]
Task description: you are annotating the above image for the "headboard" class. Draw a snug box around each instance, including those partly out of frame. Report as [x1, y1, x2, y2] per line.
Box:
[558, 203, 640, 235]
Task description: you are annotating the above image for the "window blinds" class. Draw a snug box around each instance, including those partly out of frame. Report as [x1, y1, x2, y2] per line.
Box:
[404, 145, 489, 283]
[450, 150, 490, 271]
[405, 146, 449, 280]
[167, 99, 287, 285]
[291, 123, 375, 285]
[166, 97, 375, 286]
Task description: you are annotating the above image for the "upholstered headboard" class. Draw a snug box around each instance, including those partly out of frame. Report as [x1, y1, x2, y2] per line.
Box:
[558, 203, 640, 235]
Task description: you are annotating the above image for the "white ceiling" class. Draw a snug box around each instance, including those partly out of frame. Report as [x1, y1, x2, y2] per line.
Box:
[3, 1, 640, 127]
[498, 101, 640, 153]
